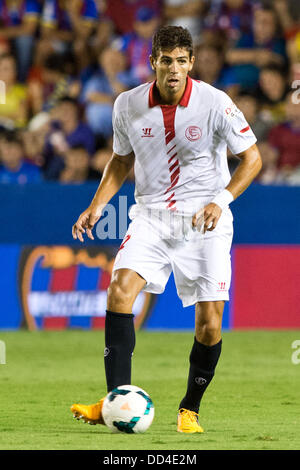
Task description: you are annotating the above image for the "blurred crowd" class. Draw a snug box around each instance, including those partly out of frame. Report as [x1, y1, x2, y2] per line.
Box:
[0, 0, 300, 186]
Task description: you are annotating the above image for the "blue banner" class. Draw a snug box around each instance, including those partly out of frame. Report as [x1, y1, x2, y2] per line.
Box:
[0, 183, 298, 330]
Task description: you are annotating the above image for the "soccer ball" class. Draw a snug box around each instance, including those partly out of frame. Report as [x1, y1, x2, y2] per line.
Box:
[102, 385, 154, 434]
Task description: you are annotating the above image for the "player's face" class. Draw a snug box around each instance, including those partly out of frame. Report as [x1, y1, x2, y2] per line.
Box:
[150, 48, 194, 101]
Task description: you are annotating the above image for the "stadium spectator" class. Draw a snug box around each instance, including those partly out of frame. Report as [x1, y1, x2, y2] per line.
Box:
[0, 129, 41, 183]
[256, 140, 279, 184]
[204, 0, 255, 48]
[114, 6, 159, 88]
[22, 111, 51, 166]
[234, 93, 272, 142]
[226, 6, 287, 90]
[263, 1, 300, 80]
[42, 97, 95, 180]
[81, 46, 131, 139]
[192, 44, 239, 97]
[41, 0, 98, 47]
[0, 53, 28, 129]
[0, 0, 41, 82]
[163, 0, 205, 41]
[28, 52, 80, 115]
[90, 145, 111, 177]
[255, 66, 289, 125]
[273, 0, 300, 37]
[40, 0, 98, 70]
[59, 145, 99, 183]
[91, 16, 115, 59]
[0, 0, 298, 186]
[90, 139, 135, 181]
[103, 0, 161, 36]
[267, 92, 300, 179]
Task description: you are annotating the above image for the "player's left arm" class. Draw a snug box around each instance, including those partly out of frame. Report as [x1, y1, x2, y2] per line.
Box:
[193, 143, 262, 233]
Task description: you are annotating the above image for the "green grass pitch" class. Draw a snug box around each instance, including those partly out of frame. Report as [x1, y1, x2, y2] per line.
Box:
[0, 329, 299, 450]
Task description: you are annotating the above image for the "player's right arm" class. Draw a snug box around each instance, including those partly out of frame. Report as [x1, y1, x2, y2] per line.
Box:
[72, 151, 134, 242]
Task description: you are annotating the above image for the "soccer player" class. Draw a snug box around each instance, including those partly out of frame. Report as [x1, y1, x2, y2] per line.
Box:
[71, 26, 262, 433]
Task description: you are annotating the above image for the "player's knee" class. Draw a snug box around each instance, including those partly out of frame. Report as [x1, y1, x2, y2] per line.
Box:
[195, 317, 221, 345]
[107, 279, 135, 310]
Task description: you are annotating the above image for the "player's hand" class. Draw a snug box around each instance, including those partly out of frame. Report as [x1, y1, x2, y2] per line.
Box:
[72, 205, 102, 242]
[192, 203, 222, 234]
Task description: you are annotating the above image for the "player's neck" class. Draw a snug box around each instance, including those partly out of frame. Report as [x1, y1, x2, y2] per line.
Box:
[156, 81, 186, 106]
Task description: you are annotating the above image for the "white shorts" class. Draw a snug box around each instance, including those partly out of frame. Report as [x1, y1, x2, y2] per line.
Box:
[112, 207, 233, 307]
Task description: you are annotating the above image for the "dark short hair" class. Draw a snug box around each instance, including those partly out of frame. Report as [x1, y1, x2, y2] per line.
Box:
[152, 26, 193, 60]
[57, 96, 78, 107]
[260, 65, 286, 78]
[44, 52, 77, 75]
[1, 129, 23, 147]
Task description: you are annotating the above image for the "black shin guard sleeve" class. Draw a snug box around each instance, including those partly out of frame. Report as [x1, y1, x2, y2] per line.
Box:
[179, 338, 222, 413]
[104, 310, 136, 392]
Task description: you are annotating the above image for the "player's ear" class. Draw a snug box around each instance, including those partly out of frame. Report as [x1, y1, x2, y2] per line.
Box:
[188, 55, 195, 72]
[149, 55, 156, 71]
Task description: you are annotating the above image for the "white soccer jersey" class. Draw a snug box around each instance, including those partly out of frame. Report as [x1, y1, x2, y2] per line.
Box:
[113, 76, 257, 215]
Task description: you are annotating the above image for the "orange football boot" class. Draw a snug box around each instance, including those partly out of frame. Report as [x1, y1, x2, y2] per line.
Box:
[71, 398, 105, 425]
[177, 408, 204, 433]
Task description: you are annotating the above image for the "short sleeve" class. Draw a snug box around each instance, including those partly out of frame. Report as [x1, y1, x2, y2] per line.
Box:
[215, 90, 257, 155]
[112, 94, 133, 156]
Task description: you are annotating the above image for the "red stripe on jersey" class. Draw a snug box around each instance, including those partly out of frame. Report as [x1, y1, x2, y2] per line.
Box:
[165, 175, 179, 194]
[169, 159, 179, 173]
[166, 192, 175, 202]
[158, 84, 194, 209]
[167, 200, 176, 209]
[240, 126, 250, 133]
[168, 152, 177, 164]
[170, 166, 180, 183]
[167, 144, 176, 154]
[161, 105, 176, 144]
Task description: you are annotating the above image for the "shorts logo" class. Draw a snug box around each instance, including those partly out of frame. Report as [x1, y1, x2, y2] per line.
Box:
[218, 282, 226, 291]
[104, 347, 110, 357]
[185, 126, 202, 141]
[142, 128, 154, 138]
[195, 377, 207, 386]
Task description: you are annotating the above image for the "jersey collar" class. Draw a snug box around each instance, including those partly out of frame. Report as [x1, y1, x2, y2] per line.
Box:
[148, 75, 193, 108]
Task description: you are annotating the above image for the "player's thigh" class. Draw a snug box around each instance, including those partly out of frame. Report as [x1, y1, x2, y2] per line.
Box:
[112, 215, 172, 295]
[172, 210, 233, 306]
